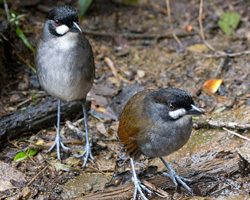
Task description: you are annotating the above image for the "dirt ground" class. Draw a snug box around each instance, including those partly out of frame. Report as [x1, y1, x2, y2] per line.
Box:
[0, 0, 250, 199]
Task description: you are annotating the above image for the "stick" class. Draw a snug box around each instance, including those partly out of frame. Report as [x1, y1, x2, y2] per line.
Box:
[88, 165, 112, 178]
[8, 141, 39, 168]
[199, 0, 205, 41]
[82, 29, 197, 39]
[198, 0, 249, 58]
[204, 50, 250, 58]
[27, 165, 48, 186]
[141, 179, 170, 198]
[223, 128, 250, 142]
[166, 0, 184, 49]
[3, 0, 10, 21]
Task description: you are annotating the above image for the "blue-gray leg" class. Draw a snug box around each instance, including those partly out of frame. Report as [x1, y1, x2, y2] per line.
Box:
[48, 99, 69, 161]
[76, 103, 94, 167]
[130, 158, 152, 200]
[160, 157, 193, 193]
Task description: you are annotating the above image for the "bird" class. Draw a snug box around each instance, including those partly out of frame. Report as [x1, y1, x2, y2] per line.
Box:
[36, 6, 95, 167]
[117, 88, 204, 199]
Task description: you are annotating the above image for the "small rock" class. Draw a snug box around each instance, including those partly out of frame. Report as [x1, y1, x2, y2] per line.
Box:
[18, 82, 28, 90]
[137, 70, 146, 78]
[10, 94, 20, 102]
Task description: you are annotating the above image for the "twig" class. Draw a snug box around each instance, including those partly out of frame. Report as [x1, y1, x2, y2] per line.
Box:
[27, 165, 48, 186]
[210, 184, 230, 195]
[8, 141, 40, 168]
[9, 91, 46, 95]
[141, 180, 170, 198]
[199, 0, 217, 52]
[223, 127, 250, 142]
[104, 57, 118, 77]
[16, 53, 36, 73]
[166, 0, 184, 49]
[3, 0, 10, 21]
[88, 165, 112, 178]
[195, 120, 250, 130]
[209, 121, 250, 130]
[199, 0, 205, 41]
[16, 97, 32, 108]
[204, 50, 250, 58]
[198, 0, 250, 58]
[29, 140, 85, 150]
[151, 3, 168, 15]
[215, 55, 229, 78]
[66, 120, 86, 139]
[82, 29, 197, 39]
[104, 57, 130, 83]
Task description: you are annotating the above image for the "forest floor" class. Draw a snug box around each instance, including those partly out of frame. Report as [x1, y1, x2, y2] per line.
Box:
[0, 0, 250, 199]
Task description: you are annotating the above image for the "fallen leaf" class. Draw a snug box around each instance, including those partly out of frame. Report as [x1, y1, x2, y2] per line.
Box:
[0, 161, 26, 191]
[187, 44, 209, 53]
[203, 79, 223, 94]
[96, 122, 108, 137]
[218, 11, 241, 35]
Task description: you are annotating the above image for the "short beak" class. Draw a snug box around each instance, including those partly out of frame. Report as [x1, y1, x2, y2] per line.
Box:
[70, 22, 82, 33]
[187, 104, 204, 115]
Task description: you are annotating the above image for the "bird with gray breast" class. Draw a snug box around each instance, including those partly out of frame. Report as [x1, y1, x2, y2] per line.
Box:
[118, 88, 204, 199]
[36, 6, 95, 167]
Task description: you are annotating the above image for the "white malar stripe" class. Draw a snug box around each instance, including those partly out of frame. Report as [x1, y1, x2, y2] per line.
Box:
[56, 25, 70, 35]
[169, 108, 186, 119]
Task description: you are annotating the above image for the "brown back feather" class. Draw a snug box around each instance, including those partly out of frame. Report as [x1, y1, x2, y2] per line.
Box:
[118, 90, 150, 160]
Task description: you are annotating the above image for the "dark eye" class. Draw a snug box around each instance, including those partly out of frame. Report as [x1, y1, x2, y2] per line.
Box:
[54, 19, 61, 25]
[169, 103, 174, 110]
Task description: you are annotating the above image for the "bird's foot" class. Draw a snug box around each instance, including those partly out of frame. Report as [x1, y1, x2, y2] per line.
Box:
[76, 142, 94, 167]
[47, 135, 70, 161]
[132, 177, 152, 200]
[163, 169, 193, 193]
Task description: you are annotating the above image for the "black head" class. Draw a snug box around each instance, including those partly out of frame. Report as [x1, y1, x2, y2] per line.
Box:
[46, 6, 81, 36]
[150, 88, 203, 120]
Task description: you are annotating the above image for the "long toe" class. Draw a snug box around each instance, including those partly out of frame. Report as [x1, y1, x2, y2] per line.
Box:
[163, 172, 192, 193]
[132, 178, 149, 200]
[47, 137, 70, 161]
[60, 142, 70, 151]
[47, 140, 57, 153]
[76, 143, 94, 167]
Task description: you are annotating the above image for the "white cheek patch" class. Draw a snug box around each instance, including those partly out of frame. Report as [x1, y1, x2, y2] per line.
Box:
[56, 25, 69, 35]
[169, 108, 186, 119]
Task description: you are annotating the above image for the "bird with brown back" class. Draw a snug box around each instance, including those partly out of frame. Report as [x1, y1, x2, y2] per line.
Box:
[118, 88, 204, 199]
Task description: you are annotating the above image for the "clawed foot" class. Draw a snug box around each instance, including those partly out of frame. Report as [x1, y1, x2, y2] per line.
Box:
[163, 169, 193, 192]
[47, 135, 70, 161]
[160, 157, 193, 193]
[132, 174, 152, 200]
[76, 142, 94, 167]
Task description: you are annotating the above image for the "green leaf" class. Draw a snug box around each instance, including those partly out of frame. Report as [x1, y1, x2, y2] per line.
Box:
[28, 148, 38, 156]
[31, 93, 37, 104]
[218, 11, 241, 35]
[78, 0, 93, 18]
[14, 147, 38, 162]
[16, 14, 25, 20]
[16, 25, 35, 52]
[14, 152, 27, 162]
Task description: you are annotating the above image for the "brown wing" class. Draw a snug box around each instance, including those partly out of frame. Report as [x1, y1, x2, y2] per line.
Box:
[118, 90, 150, 160]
